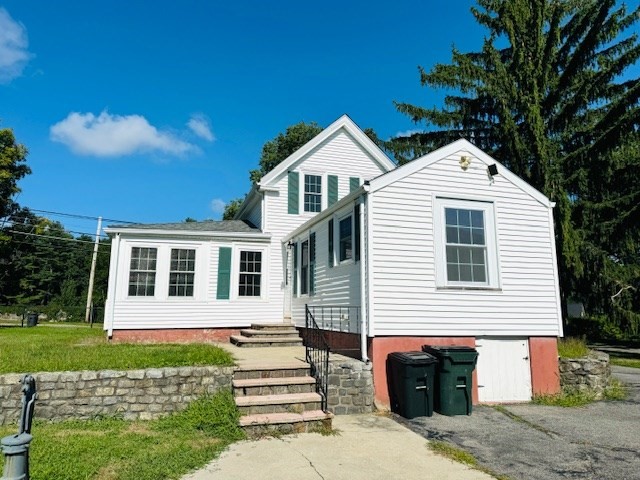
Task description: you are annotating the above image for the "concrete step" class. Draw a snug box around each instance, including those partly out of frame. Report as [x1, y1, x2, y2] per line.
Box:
[233, 362, 310, 380]
[230, 335, 303, 348]
[250, 323, 296, 331]
[239, 410, 333, 437]
[240, 328, 299, 338]
[235, 392, 322, 415]
[233, 376, 316, 396]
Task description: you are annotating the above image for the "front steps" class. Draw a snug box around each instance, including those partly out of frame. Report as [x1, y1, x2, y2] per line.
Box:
[230, 323, 303, 348]
[233, 362, 333, 437]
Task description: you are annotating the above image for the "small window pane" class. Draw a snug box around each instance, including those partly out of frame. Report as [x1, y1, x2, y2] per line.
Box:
[458, 210, 471, 227]
[446, 226, 458, 244]
[471, 210, 484, 227]
[445, 208, 457, 225]
[472, 228, 485, 245]
[459, 227, 472, 244]
[447, 263, 459, 282]
[458, 247, 472, 264]
[459, 264, 472, 282]
[473, 266, 486, 282]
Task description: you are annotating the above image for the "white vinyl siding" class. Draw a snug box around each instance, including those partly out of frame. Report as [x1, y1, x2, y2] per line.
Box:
[109, 237, 279, 329]
[291, 204, 362, 326]
[369, 151, 561, 337]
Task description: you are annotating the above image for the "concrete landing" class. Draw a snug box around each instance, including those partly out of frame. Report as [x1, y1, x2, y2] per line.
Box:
[182, 414, 492, 480]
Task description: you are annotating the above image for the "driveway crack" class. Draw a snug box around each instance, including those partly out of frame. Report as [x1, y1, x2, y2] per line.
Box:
[280, 439, 326, 480]
[492, 406, 560, 438]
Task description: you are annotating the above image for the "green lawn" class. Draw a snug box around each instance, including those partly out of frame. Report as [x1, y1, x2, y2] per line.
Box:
[0, 392, 245, 480]
[0, 325, 234, 374]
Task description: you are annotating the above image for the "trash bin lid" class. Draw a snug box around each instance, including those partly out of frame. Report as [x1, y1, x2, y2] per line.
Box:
[388, 351, 437, 364]
[422, 345, 478, 355]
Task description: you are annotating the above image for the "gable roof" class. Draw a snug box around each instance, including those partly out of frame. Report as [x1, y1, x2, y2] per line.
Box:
[258, 114, 396, 186]
[368, 138, 554, 208]
[104, 220, 268, 239]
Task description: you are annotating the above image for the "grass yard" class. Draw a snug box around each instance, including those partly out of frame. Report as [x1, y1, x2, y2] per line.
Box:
[610, 357, 640, 369]
[0, 391, 245, 480]
[0, 325, 234, 374]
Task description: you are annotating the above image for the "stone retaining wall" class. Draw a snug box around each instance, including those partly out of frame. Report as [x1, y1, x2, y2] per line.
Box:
[0, 366, 234, 425]
[559, 350, 611, 399]
[327, 355, 374, 415]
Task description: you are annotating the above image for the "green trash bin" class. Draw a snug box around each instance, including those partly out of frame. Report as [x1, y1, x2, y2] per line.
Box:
[422, 345, 478, 416]
[387, 351, 437, 419]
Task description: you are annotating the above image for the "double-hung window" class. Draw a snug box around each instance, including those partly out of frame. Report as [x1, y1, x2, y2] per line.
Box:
[304, 174, 322, 212]
[169, 249, 195, 296]
[128, 247, 157, 296]
[434, 198, 499, 288]
[339, 215, 353, 262]
[239, 251, 262, 297]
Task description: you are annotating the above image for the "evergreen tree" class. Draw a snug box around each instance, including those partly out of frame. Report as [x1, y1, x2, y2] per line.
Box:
[390, 0, 640, 333]
[0, 128, 31, 228]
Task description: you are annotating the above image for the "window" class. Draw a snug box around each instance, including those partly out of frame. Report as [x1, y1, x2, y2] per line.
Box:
[169, 249, 195, 296]
[304, 174, 322, 212]
[238, 251, 262, 297]
[339, 215, 352, 262]
[445, 209, 486, 283]
[434, 198, 499, 288]
[300, 240, 309, 294]
[128, 247, 157, 296]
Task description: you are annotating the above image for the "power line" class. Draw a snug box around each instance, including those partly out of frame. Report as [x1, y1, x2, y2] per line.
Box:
[28, 209, 137, 224]
[8, 230, 112, 247]
[7, 238, 111, 255]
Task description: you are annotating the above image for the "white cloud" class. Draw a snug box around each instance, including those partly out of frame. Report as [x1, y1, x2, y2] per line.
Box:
[0, 8, 31, 83]
[50, 111, 196, 157]
[210, 198, 226, 216]
[395, 129, 422, 138]
[187, 114, 215, 142]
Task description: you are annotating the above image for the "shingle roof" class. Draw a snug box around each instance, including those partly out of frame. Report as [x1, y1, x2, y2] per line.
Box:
[107, 220, 260, 233]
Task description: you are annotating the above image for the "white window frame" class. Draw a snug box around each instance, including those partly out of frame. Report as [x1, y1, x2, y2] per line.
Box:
[168, 248, 196, 297]
[232, 245, 269, 301]
[127, 246, 158, 297]
[300, 171, 325, 213]
[433, 197, 500, 289]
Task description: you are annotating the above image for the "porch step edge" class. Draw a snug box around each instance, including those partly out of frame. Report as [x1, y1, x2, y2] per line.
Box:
[235, 392, 321, 407]
[239, 410, 333, 427]
[233, 376, 316, 388]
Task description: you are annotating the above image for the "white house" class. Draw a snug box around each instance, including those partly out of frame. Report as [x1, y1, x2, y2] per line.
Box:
[104, 115, 563, 405]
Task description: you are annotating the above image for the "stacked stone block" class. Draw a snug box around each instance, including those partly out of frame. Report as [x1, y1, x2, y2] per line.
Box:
[0, 366, 233, 425]
[327, 355, 374, 415]
[559, 350, 611, 399]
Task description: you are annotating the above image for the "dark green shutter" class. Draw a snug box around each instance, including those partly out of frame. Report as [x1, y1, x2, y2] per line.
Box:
[288, 171, 299, 214]
[309, 232, 316, 295]
[216, 247, 232, 300]
[293, 242, 298, 295]
[354, 204, 361, 262]
[328, 219, 334, 268]
[328, 175, 338, 206]
[349, 177, 359, 192]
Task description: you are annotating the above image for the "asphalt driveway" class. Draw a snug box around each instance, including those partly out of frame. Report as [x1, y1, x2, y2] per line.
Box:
[397, 366, 640, 480]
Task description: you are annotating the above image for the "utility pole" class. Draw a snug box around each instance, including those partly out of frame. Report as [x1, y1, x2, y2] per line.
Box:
[85, 216, 102, 324]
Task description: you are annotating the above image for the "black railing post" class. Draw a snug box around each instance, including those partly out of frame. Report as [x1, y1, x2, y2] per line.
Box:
[304, 305, 330, 412]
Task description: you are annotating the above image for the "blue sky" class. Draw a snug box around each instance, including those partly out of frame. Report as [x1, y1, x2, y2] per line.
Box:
[1, 1, 637, 233]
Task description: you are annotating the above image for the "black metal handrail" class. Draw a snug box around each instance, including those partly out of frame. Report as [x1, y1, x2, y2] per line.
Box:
[305, 304, 330, 412]
[307, 305, 361, 334]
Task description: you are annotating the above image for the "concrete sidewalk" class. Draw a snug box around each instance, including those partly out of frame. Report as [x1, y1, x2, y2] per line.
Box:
[182, 414, 492, 480]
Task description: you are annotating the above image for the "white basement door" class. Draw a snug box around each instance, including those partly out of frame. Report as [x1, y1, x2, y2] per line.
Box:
[476, 337, 532, 403]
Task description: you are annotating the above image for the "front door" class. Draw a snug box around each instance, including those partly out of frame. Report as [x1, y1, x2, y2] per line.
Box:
[476, 337, 532, 402]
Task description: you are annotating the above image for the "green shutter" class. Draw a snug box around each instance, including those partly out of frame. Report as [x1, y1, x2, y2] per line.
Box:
[293, 242, 298, 295]
[328, 219, 334, 268]
[288, 171, 299, 214]
[349, 177, 360, 192]
[309, 232, 316, 295]
[216, 247, 232, 300]
[354, 204, 361, 262]
[328, 175, 338, 206]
